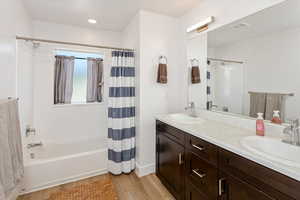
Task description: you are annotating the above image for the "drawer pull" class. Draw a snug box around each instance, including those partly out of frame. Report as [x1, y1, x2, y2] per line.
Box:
[178, 153, 184, 165]
[192, 144, 205, 151]
[218, 178, 226, 196]
[192, 169, 206, 179]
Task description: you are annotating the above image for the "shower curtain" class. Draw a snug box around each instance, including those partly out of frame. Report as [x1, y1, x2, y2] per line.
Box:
[108, 51, 135, 175]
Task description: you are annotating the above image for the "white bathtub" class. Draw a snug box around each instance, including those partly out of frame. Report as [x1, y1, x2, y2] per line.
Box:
[21, 138, 107, 194]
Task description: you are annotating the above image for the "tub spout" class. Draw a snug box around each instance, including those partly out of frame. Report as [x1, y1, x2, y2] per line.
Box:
[27, 142, 43, 149]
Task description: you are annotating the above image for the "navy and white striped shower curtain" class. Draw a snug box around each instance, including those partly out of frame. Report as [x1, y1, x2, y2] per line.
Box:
[108, 51, 135, 175]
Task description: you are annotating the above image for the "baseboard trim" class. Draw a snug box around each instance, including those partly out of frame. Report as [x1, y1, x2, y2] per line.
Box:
[135, 162, 155, 177]
[20, 168, 107, 195]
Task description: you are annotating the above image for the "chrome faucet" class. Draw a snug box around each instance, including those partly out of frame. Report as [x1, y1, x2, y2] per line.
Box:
[207, 101, 218, 111]
[282, 119, 300, 146]
[185, 102, 197, 117]
[27, 142, 43, 149]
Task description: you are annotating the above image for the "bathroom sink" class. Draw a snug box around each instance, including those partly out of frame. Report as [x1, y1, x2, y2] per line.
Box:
[168, 113, 205, 125]
[241, 136, 300, 167]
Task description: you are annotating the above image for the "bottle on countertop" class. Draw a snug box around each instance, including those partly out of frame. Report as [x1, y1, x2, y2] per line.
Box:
[256, 113, 265, 136]
[271, 110, 282, 125]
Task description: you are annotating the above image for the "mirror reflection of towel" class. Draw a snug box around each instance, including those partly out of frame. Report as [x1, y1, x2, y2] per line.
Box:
[191, 66, 201, 84]
[249, 92, 285, 121]
[249, 93, 266, 118]
[157, 64, 167, 84]
[265, 94, 285, 121]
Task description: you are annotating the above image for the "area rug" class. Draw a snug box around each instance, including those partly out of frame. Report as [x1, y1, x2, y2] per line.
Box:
[49, 175, 118, 200]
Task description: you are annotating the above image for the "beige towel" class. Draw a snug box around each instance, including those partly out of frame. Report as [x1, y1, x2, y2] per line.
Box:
[157, 64, 167, 84]
[191, 66, 201, 84]
[249, 93, 266, 118]
[0, 99, 23, 199]
[265, 94, 285, 121]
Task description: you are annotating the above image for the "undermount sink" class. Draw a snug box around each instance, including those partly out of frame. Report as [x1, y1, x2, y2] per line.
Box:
[241, 136, 300, 168]
[168, 113, 205, 125]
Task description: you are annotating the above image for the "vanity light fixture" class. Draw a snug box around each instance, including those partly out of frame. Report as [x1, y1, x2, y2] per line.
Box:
[186, 16, 214, 33]
[88, 19, 97, 24]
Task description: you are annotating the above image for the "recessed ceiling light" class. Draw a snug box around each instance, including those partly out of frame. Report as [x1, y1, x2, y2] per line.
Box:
[88, 19, 97, 24]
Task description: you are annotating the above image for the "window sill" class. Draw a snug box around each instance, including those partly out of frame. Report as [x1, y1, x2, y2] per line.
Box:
[53, 102, 104, 108]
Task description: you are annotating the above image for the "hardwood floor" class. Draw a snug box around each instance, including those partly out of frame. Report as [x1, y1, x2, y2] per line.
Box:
[18, 173, 175, 200]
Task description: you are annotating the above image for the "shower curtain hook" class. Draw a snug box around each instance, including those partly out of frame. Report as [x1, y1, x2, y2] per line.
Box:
[32, 42, 40, 49]
[159, 56, 167, 64]
[191, 58, 199, 66]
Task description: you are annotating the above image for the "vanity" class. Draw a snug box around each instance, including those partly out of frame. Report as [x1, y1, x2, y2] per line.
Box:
[157, 1, 300, 199]
[155, 113, 300, 200]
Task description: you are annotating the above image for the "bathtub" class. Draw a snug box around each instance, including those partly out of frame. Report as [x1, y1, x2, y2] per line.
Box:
[21, 138, 107, 194]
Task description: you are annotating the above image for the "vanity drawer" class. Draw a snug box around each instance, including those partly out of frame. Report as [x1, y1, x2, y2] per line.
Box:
[186, 134, 218, 166]
[156, 120, 185, 145]
[185, 151, 218, 199]
[219, 148, 299, 200]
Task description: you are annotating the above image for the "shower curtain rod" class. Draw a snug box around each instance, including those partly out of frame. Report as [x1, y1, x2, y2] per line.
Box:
[207, 57, 244, 64]
[16, 36, 135, 52]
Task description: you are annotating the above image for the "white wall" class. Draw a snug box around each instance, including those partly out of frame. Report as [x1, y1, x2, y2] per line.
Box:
[0, 0, 32, 145]
[17, 41, 34, 139]
[212, 27, 300, 120]
[121, 10, 184, 176]
[33, 21, 121, 47]
[28, 22, 122, 147]
[187, 34, 207, 109]
[32, 44, 111, 146]
[181, 0, 287, 112]
[123, 10, 186, 176]
[0, 0, 32, 99]
[121, 13, 142, 167]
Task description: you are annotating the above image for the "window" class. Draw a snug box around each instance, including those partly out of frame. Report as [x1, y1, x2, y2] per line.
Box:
[55, 50, 103, 104]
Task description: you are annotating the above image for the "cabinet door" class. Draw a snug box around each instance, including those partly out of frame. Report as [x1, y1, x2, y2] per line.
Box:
[219, 173, 275, 200]
[186, 179, 210, 200]
[156, 133, 185, 200]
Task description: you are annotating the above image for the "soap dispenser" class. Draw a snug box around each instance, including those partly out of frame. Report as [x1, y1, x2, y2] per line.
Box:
[256, 113, 265, 136]
[271, 110, 282, 125]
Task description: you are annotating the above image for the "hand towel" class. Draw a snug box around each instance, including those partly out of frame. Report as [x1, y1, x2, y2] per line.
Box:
[249, 92, 267, 118]
[191, 66, 201, 84]
[157, 64, 167, 84]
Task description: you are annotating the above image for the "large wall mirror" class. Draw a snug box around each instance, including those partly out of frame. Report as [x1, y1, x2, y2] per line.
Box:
[206, 0, 300, 122]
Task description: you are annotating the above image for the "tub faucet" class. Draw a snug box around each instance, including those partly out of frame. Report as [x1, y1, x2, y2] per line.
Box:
[185, 102, 197, 117]
[282, 119, 300, 146]
[27, 142, 43, 149]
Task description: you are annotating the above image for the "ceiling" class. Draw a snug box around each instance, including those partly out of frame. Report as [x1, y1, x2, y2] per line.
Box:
[208, 0, 300, 48]
[23, 0, 199, 31]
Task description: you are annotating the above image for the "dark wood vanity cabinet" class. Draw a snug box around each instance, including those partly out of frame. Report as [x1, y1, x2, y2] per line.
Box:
[218, 172, 275, 200]
[156, 120, 300, 200]
[156, 122, 185, 200]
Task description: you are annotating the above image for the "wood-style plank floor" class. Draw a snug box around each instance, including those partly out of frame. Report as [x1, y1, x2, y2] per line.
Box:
[18, 173, 175, 200]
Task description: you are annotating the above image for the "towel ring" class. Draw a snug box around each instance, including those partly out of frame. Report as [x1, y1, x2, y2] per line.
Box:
[191, 58, 199, 66]
[159, 56, 168, 64]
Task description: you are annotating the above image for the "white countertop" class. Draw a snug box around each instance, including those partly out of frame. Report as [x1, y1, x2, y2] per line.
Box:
[156, 113, 300, 181]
